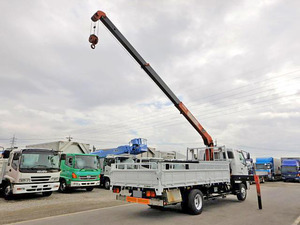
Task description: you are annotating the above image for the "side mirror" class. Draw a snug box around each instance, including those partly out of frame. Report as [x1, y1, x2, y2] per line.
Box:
[247, 153, 251, 160]
[3, 150, 11, 159]
[60, 154, 66, 160]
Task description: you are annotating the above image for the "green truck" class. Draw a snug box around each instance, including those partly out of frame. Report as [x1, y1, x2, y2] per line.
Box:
[59, 153, 101, 192]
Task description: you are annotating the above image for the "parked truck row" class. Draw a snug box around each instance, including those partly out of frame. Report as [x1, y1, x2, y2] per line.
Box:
[0, 148, 101, 199]
[254, 157, 300, 182]
[0, 138, 150, 199]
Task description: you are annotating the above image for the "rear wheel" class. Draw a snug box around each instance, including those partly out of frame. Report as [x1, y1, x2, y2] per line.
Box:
[237, 183, 247, 201]
[42, 191, 53, 197]
[86, 187, 94, 192]
[186, 189, 203, 215]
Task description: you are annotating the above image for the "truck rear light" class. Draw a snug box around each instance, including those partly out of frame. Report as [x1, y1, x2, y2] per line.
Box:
[113, 187, 120, 193]
[146, 190, 156, 198]
[72, 172, 77, 179]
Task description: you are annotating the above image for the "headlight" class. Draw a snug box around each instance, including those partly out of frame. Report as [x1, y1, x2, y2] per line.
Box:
[50, 177, 60, 181]
[19, 178, 31, 183]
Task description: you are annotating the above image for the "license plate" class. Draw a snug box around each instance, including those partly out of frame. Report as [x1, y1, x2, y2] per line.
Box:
[133, 190, 142, 198]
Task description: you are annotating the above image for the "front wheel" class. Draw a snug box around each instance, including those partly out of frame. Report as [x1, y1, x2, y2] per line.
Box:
[186, 189, 204, 215]
[42, 191, 53, 197]
[3, 183, 13, 200]
[59, 180, 69, 193]
[237, 183, 247, 201]
[104, 179, 110, 190]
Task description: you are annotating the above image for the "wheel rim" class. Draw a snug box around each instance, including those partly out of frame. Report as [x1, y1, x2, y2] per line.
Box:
[194, 193, 202, 210]
[240, 187, 246, 198]
[60, 182, 66, 191]
[105, 181, 109, 189]
[5, 185, 11, 196]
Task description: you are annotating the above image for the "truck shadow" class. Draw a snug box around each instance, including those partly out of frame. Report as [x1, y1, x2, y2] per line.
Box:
[132, 198, 240, 218]
[0, 193, 51, 201]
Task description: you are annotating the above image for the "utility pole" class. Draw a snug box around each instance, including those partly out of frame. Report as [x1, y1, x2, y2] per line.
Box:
[10, 135, 17, 149]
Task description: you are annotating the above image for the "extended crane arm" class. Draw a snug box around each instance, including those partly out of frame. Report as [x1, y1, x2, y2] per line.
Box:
[89, 11, 214, 159]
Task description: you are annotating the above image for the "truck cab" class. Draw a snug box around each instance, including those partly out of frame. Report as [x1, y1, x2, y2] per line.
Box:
[281, 159, 300, 182]
[0, 148, 60, 199]
[255, 157, 281, 181]
[59, 153, 101, 192]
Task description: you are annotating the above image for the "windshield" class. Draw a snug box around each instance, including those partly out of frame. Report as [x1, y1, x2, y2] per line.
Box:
[75, 155, 99, 170]
[20, 151, 60, 170]
[256, 164, 271, 170]
[282, 166, 297, 173]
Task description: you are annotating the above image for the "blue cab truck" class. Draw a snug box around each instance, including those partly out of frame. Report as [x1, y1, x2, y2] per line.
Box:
[91, 138, 147, 189]
[255, 157, 281, 181]
[281, 158, 300, 182]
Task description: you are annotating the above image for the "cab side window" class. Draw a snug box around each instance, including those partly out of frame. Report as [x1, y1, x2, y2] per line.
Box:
[12, 153, 20, 170]
[66, 156, 73, 167]
[227, 151, 234, 159]
[239, 153, 246, 164]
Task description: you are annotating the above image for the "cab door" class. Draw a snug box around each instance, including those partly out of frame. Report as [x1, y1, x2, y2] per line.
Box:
[5, 152, 20, 182]
[228, 150, 248, 175]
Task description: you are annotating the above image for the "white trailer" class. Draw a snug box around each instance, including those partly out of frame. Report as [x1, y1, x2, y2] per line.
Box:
[0, 148, 60, 200]
[111, 147, 251, 215]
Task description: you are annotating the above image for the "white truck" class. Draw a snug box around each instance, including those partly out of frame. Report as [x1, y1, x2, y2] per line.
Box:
[0, 148, 60, 199]
[110, 146, 251, 215]
[89, 10, 253, 215]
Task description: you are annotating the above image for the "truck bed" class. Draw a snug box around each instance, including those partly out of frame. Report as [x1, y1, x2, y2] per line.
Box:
[110, 160, 230, 195]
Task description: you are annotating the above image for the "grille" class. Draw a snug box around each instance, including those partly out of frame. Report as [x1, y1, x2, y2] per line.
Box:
[79, 175, 97, 180]
[31, 176, 51, 182]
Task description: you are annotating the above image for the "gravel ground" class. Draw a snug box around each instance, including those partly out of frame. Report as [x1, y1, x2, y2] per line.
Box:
[0, 187, 127, 225]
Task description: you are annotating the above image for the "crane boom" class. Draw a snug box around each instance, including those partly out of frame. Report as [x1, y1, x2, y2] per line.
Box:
[89, 10, 214, 160]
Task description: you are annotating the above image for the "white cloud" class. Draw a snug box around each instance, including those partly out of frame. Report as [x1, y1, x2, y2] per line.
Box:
[0, 0, 299, 159]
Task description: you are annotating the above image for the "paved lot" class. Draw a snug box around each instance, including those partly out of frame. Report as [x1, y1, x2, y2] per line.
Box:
[0, 188, 126, 225]
[1, 182, 300, 225]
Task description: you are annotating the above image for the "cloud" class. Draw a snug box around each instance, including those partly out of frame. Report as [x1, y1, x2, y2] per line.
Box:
[0, 0, 299, 158]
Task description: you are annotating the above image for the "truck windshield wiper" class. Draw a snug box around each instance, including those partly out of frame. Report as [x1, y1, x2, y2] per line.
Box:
[79, 166, 96, 171]
[32, 165, 49, 168]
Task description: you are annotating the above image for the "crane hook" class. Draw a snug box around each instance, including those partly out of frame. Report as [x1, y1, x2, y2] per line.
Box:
[89, 34, 98, 49]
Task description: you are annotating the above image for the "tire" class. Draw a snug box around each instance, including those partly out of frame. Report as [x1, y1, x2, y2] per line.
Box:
[237, 183, 247, 201]
[59, 180, 69, 193]
[186, 189, 204, 215]
[42, 191, 53, 197]
[3, 182, 13, 200]
[86, 187, 94, 192]
[104, 179, 110, 190]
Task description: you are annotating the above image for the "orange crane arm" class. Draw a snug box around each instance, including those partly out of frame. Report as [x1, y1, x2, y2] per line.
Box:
[89, 10, 214, 160]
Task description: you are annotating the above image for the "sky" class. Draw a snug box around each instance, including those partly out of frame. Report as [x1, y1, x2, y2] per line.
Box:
[0, 0, 299, 159]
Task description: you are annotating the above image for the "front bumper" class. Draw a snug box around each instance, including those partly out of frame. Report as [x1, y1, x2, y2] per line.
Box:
[12, 182, 60, 194]
[70, 181, 100, 187]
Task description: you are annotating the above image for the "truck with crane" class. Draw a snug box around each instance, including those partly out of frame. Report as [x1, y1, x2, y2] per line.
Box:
[88, 10, 253, 215]
[91, 138, 147, 189]
[0, 148, 60, 199]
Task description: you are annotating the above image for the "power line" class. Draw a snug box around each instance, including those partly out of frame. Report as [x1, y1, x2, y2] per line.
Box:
[70, 90, 299, 137]
[68, 71, 300, 135]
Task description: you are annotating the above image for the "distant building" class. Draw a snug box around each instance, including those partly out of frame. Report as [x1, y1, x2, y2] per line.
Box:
[27, 141, 90, 154]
